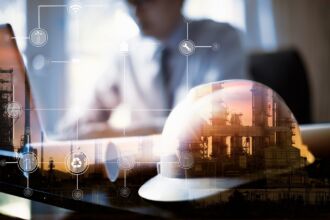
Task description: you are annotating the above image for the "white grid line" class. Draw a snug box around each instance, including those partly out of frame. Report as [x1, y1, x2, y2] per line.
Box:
[11, 36, 29, 39]
[23, 108, 173, 111]
[84, 5, 107, 8]
[186, 55, 189, 92]
[124, 170, 127, 187]
[76, 119, 79, 141]
[38, 5, 66, 28]
[50, 60, 77, 64]
[76, 174, 79, 189]
[195, 45, 213, 48]
[123, 54, 127, 136]
[182, 21, 214, 93]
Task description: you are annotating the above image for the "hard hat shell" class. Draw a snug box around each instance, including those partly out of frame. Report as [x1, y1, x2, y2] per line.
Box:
[139, 80, 314, 202]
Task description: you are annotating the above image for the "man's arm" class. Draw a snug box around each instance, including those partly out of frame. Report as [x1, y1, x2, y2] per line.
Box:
[75, 84, 121, 139]
[57, 71, 122, 139]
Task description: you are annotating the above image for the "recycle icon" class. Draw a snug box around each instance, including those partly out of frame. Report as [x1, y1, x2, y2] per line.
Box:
[71, 157, 82, 169]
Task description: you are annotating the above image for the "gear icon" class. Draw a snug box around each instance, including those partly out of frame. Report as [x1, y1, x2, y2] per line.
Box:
[72, 189, 83, 200]
[5, 101, 22, 119]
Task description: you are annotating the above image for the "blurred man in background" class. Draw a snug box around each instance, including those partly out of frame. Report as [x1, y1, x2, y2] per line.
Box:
[60, 0, 248, 139]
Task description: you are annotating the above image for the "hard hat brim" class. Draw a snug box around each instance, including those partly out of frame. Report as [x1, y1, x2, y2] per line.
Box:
[138, 174, 247, 202]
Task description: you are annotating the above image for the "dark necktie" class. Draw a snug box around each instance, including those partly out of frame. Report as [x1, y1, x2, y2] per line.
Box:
[160, 47, 173, 109]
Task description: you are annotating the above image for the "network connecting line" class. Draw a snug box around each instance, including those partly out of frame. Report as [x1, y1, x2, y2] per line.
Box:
[10, 2, 220, 114]
[11, 1, 107, 50]
[37, 1, 108, 28]
[122, 51, 128, 136]
[10, 0, 177, 130]
[23, 176, 33, 197]
[72, 175, 83, 200]
[120, 170, 130, 197]
[5, 3, 220, 201]
[118, 159, 133, 198]
[76, 175, 79, 190]
[37, 5, 66, 29]
[10, 36, 29, 40]
[179, 19, 219, 92]
[24, 107, 173, 111]
[49, 59, 80, 64]
[2, 161, 17, 164]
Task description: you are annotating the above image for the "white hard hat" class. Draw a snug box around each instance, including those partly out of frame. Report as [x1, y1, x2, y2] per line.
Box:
[139, 80, 314, 202]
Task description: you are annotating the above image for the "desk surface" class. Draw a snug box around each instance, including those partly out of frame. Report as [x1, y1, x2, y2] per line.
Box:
[0, 123, 330, 219]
